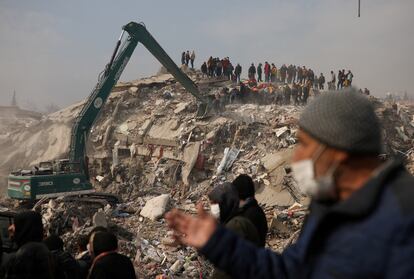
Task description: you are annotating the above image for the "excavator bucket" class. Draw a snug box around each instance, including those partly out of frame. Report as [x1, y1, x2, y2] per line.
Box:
[196, 102, 210, 118]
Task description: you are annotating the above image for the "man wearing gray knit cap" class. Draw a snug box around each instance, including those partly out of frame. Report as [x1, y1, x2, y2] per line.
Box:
[166, 88, 414, 279]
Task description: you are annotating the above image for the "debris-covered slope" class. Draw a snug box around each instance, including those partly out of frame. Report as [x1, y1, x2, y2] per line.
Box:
[1, 71, 413, 277]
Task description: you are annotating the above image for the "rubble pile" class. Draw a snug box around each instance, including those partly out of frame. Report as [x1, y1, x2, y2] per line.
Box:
[1, 70, 413, 277]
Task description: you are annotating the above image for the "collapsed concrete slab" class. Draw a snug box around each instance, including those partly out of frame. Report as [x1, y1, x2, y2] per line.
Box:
[140, 194, 170, 221]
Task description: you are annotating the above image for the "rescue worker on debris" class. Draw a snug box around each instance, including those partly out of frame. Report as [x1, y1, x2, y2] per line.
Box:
[208, 183, 261, 279]
[302, 80, 311, 105]
[234, 63, 242, 83]
[166, 88, 414, 279]
[264, 62, 271, 83]
[248, 63, 256, 80]
[88, 231, 136, 279]
[319, 73, 325, 90]
[232, 175, 268, 247]
[185, 50, 190, 67]
[257, 63, 263, 82]
[190, 50, 196, 69]
[201, 62, 208, 78]
[291, 82, 299, 106]
[283, 84, 292, 105]
[270, 63, 277, 82]
[329, 70, 336, 90]
[181, 52, 186, 65]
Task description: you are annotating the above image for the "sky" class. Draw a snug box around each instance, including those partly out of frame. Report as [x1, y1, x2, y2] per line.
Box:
[0, 0, 413, 111]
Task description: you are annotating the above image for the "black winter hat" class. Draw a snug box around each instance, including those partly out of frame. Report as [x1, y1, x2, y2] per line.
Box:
[14, 211, 44, 248]
[91, 231, 118, 257]
[232, 174, 255, 200]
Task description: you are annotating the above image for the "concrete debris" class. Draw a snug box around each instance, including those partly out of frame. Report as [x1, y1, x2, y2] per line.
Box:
[140, 194, 170, 221]
[92, 211, 108, 228]
[174, 102, 190, 114]
[275, 126, 289, 138]
[182, 142, 201, 186]
[217, 147, 240, 174]
[169, 259, 183, 274]
[1, 70, 413, 278]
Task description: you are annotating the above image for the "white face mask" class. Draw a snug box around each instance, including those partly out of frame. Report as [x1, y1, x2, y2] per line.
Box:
[210, 204, 220, 219]
[291, 145, 338, 201]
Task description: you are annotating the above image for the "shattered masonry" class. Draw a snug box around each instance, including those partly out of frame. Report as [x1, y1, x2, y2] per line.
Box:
[0, 68, 413, 277]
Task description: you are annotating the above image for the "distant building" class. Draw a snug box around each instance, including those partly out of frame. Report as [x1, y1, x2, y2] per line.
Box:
[11, 91, 17, 107]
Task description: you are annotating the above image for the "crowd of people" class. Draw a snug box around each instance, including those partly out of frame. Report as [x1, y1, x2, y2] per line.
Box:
[0, 211, 136, 279]
[198, 57, 355, 92]
[197, 57, 358, 111]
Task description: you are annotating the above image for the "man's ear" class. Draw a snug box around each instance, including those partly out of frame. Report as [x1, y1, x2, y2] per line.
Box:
[333, 149, 349, 163]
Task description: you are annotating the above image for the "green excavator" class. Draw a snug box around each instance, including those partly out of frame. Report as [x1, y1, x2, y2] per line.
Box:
[8, 22, 210, 201]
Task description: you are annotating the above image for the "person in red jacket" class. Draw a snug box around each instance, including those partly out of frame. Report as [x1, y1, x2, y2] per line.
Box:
[264, 62, 271, 83]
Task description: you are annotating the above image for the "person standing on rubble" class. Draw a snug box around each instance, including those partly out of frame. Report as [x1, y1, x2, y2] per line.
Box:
[280, 64, 287, 83]
[297, 67, 303, 84]
[292, 65, 297, 83]
[216, 60, 223, 77]
[270, 63, 277, 82]
[347, 70, 354, 86]
[319, 73, 325, 90]
[264, 62, 271, 82]
[283, 84, 292, 105]
[185, 51, 190, 67]
[166, 88, 414, 278]
[232, 175, 268, 247]
[302, 80, 311, 105]
[248, 63, 256, 80]
[190, 50, 196, 69]
[208, 183, 261, 279]
[226, 61, 234, 81]
[337, 70, 343, 89]
[329, 70, 336, 90]
[257, 63, 263, 82]
[88, 231, 136, 279]
[313, 74, 319, 90]
[235, 64, 242, 83]
[201, 62, 208, 78]
[208, 57, 215, 78]
[181, 52, 186, 66]
[291, 82, 299, 105]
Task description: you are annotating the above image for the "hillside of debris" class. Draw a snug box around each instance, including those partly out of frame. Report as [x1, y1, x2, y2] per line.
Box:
[0, 70, 413, 277]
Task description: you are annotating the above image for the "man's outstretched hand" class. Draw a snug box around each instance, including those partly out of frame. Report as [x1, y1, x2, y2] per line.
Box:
[165, 203, 217, 249]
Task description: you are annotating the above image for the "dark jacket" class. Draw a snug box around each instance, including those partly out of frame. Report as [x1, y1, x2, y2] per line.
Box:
[248, 65, 256, 75]
[209, 184, 261, 279]
[51, 250, 81, 279]
[4, 242, 55, 279]
[88, 253, 136, 279]
[235, 65, 242, 75]
[200, 160, 414, 278]
[238, 198, 268, 247]
[211, 216, 261, 279]
[77, 252, 92, 279]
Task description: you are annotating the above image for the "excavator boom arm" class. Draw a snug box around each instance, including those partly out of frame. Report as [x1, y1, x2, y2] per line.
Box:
[69, 22, 206, 170]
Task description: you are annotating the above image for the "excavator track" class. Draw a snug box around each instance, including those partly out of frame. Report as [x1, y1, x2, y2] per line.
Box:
[29, 193, 119, 211]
